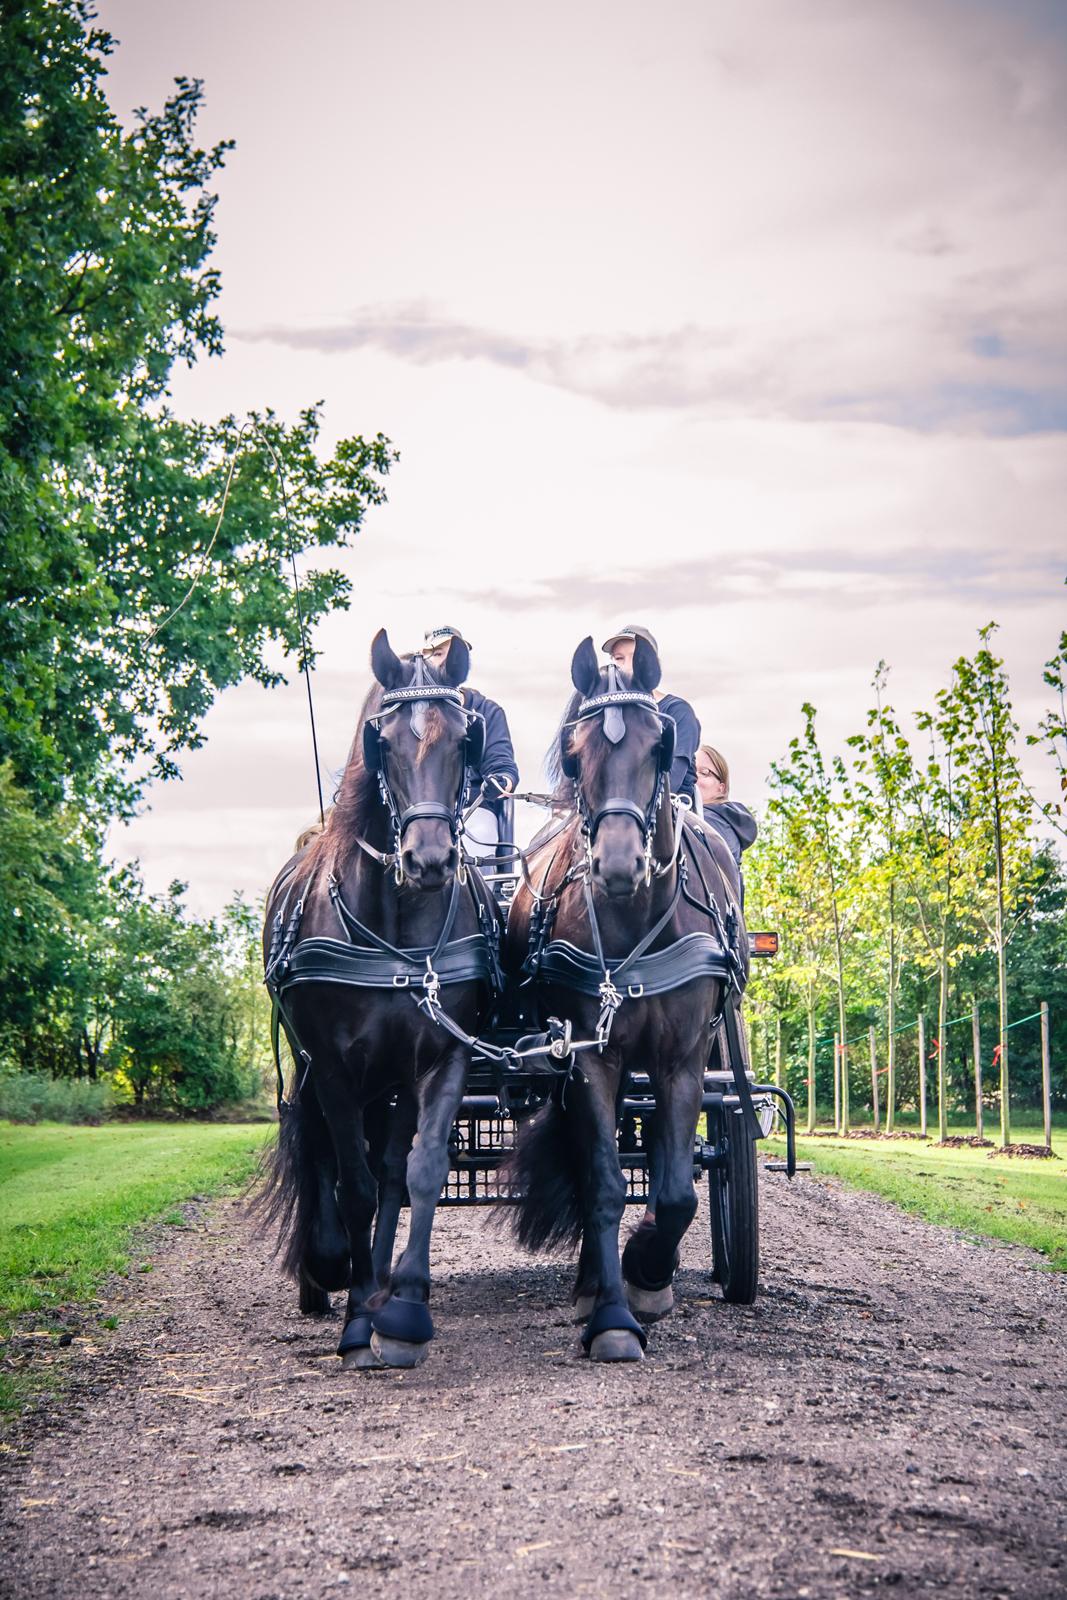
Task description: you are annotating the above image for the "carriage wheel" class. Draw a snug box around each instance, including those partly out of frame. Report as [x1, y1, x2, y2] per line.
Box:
[298, 1271, 333, 1316]
[707, 1106, 759, 1304]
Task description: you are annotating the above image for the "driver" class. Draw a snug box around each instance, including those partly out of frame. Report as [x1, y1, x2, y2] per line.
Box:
[601, 625, 700, 805]
[421, 624, 519, 840]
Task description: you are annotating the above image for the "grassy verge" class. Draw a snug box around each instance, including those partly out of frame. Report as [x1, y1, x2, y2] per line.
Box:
[771, 1121, 1067, 1270]
[0, 1120, 274, 1415]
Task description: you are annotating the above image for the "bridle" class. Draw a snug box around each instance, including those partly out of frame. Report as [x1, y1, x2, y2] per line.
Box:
[361, 677, 485, 885]
[561, 682, 677, 885]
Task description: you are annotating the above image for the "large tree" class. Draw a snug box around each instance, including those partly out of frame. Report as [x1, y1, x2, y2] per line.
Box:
[0, 0, 394, 816]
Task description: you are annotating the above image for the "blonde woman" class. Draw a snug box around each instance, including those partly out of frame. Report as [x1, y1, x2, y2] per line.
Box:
[696, 744, 756, 875]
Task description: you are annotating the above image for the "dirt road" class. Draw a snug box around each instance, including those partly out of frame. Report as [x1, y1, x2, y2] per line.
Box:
[2, 1163, 1064, 1599]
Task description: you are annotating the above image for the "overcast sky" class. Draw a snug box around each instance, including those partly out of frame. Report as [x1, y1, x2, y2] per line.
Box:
[97, 0, 1066, 914]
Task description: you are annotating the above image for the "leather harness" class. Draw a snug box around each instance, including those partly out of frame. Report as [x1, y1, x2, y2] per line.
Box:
[264, 677, 759, 1137]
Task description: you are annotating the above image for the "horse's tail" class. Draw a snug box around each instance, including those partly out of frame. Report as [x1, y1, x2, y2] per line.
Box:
[255, 1076, 350, 1290]
[502, 1100, 583, 1253]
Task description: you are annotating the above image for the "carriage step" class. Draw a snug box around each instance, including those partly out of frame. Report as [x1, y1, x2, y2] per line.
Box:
[763, 1160, 812, 1173]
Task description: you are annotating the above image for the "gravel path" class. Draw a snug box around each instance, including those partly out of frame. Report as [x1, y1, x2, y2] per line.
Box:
[2, 1163, 1065, 1599]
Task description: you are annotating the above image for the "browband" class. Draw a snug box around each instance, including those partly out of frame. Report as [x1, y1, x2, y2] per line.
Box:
[379, 685, 463, 709]
[574, 690, 658, 717]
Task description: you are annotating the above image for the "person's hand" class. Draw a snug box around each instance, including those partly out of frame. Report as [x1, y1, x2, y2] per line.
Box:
[483, 774, 514, 798]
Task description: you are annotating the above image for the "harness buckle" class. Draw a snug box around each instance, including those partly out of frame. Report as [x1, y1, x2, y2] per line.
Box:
[422, 960, 442, 1008]
[598, 974, 624, 1013]
[548, 1018, 573, 1059]
[392, 974, 411, 988]
[626, 983, 645, 1000]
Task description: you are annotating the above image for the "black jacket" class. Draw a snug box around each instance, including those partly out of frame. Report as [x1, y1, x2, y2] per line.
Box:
[702, 801, 757, 870]
[657, 692, 700, 803]
[461, 687, 519, 802]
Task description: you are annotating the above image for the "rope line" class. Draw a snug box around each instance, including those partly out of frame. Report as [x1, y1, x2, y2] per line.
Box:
[813, 1007, 1047, 1054]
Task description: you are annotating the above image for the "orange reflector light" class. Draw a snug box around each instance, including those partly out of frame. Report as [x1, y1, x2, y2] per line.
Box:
[749, 931, 779, 957]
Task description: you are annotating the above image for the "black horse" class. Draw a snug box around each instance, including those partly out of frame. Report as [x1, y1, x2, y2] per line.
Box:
[505, 635, 747, 1362]
[260, 630, 498, 1369]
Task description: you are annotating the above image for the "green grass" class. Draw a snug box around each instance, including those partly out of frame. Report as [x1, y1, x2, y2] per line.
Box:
[0, 1120, 274, 1414]
[772, 1120, 1067, 1270]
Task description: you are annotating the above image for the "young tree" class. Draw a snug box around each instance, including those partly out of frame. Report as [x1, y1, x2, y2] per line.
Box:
[943, 627, 1034, 1147]
[768, 706, 861, 1130]
[904, 705, 965, 1142]
[847, 663, 915, 1131]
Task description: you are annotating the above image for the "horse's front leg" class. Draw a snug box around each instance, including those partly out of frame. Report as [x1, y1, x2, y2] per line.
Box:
[309, 1083, 381, 1371]
[370, 1090, 417, 1287]
[575, 1059, 647, 1364]
[369, 1045, 468, 1368]
[622, 1049, 704, 1322]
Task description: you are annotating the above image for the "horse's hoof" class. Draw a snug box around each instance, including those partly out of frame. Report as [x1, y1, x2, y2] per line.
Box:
[626, 1282, 674, 1322]
[589, 1329, 645, 1363]
[370, 1331, 430, 1368]
[573, 1293, 595, 1322]
[342, 1344, 383, 1371]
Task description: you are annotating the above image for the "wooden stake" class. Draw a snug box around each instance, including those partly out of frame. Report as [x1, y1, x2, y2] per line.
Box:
[1041, 1001, 1052, 1154]
[972, 999, 983, 1142]
[917, 1012, 927, 1138]
[833, 1032, 841, 1134]
[869, 1026, 880, 1133]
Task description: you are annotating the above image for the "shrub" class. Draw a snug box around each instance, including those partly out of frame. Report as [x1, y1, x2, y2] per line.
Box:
[0, 1074, 113, 1125]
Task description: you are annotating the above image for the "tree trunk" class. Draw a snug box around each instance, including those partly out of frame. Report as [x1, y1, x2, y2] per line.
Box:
[834, 944, 849, 1135]
[774, 1012, 783, 1091]
[917, 1011, 927, 1138]
[886, 897, 896, 1133]
[971, 998, 983, 1141]
[1041, 1001, 1052, 1154]
[869, 1025, 880, 1132]
[806, 994, 816, 1134]
[937, 945, 949, 1143]
[833, 1031, 841, 1134]
[997, 921, 1009, 1149]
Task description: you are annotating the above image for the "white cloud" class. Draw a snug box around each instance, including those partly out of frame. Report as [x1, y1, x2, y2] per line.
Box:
[92, 0, 1067, 913]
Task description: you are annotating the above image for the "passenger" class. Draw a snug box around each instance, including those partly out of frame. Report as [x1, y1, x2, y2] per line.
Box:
[600, 625, 700, 804]
[695, 742, 757, 876]
[421, 624, 519, 853]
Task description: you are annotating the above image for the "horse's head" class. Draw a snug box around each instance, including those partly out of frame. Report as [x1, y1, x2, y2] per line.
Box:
[561, 635, 675, 898]
[366, 629, 482, 890]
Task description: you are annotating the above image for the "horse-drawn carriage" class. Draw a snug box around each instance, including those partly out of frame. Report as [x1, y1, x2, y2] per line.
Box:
[438, 822, 795, 1309]
[264, 630, 796, 1368]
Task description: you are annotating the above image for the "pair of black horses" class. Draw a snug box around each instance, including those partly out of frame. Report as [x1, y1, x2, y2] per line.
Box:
[261, 629, 746, 1366]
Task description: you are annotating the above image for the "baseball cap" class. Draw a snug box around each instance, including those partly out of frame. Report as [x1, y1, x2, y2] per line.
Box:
[423, 624, 472, 652]
[601, 624, 659, 655]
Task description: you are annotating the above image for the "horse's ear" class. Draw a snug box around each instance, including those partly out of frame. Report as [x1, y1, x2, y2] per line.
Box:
[438, 635, 470, 688]
[631, 635, 662, 693]
[370, 628, 408, 690]
[571, 637, 599, 696]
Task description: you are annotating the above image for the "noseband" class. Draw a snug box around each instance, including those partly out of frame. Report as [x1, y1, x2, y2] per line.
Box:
[363, 682, 484, 884]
